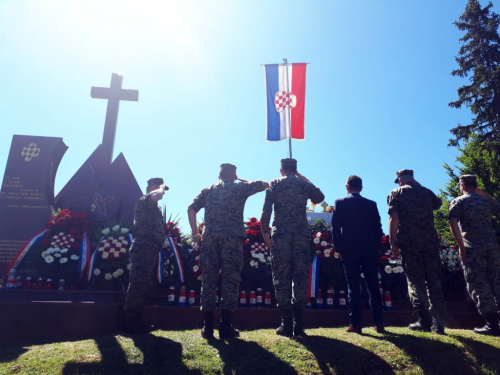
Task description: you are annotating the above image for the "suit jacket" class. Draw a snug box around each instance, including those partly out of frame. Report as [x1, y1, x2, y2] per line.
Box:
[331, 193, 383, 256]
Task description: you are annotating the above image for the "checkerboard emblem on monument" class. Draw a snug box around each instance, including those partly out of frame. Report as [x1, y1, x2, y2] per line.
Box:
[274, 91, 296, 112]
[21, 142, 41, 162]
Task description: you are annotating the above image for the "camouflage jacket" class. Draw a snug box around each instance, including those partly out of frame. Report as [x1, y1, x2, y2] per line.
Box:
[387, 182, 441, 246]
[189, 179, 267, 239]
[449, 191, 500, 247]
[132, 194, 165, 247]
[261, 173, 325, 238]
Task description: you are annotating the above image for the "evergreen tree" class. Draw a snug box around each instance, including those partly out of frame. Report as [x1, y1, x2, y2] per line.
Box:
[435, 136, 500, 242]
[449, 0, 500, 150]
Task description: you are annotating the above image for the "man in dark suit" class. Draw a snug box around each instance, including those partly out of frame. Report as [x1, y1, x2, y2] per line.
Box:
[331, 175, 384, 334]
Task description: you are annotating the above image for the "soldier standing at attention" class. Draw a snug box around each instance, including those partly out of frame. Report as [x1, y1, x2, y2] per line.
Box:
[449, 175, 500, 336]
[388, 169, 446, 333]
[261, 158, 325, 337]
[188, 163, 268, 340]
[123, 178, 168, 334]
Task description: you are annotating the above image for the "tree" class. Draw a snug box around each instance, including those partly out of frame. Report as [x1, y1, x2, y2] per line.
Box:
[435, 136, 500, 242]
[449, 0, 500, 150]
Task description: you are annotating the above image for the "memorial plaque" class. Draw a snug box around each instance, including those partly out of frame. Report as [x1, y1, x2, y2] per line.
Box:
[0, 135, 67, 273]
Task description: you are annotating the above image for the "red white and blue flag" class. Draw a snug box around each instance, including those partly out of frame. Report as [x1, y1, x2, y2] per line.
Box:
[264, 63, 307, 141]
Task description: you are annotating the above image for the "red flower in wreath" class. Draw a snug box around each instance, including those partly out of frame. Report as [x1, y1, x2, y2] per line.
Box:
[320, 232, 329, 239]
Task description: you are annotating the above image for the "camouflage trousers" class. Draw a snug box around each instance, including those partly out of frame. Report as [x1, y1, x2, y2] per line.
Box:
[123, 238, 160, 324]
[462, 244, 500, 315]
[200, 236, 244, 311]
[400, 243, 446, 316]
[271, 233, 312, 310]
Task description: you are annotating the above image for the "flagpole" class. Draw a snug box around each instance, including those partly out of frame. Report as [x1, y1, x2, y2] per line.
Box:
[284, 58, 292, 159]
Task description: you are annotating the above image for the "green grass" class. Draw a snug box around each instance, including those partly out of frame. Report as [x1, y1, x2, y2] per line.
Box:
[1, 327, 500, 375]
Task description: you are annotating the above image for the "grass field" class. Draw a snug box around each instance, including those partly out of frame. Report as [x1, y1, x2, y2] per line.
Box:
[1, 327, 499, 375]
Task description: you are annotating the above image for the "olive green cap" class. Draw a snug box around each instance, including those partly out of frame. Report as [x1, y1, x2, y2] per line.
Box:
[459, 174, 476, 184]
[394, 169, 413, 183]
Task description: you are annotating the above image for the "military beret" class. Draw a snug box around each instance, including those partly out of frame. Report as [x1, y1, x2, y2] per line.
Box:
[459, 174, 476, 185]
[147, 178, 164, 186]
[281, 158, 297, 170]
[394, 169, 414, 183]
[220, 163, 237, 173]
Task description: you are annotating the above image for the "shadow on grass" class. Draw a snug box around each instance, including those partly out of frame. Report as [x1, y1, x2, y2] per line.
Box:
[208, 337, 299, 375]
[364, 331, 500, 375]
[62, 333, 201, 375]
[296, 335, 396, 375]
[449, 333, 500, 374]
[0, 344, 29, 364]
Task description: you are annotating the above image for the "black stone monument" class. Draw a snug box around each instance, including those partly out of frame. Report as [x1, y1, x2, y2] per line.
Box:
[0, 135, 67, 273]
[0, 73, 143, 275]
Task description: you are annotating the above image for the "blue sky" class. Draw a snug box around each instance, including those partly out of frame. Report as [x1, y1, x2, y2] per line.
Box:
[0, 0, 478, 233]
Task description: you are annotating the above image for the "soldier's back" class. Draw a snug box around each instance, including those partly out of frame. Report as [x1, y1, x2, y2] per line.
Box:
[450, 192, 498, 246]
[271, 175, 319, 237]
[389, 183, 440, 245]
[203, 181, 255, 238]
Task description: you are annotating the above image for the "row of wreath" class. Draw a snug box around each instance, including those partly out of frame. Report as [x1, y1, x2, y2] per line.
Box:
[7, 209, 465, 300]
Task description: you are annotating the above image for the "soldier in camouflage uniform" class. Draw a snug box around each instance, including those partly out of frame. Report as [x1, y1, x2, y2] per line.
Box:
[261, 158, 325, 337]
[449, 175, 500, 336]
[188, 163, 268, 339]
[387, 169, 446, 333]
[123, 178, 168, 334]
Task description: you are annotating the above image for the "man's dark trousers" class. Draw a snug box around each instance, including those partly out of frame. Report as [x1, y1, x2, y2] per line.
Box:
[342, 251, 383, 327]
[331, 192, 384, 328]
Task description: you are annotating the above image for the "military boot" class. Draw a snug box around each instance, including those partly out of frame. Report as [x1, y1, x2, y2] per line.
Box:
[293, 308, 307, 337]
[473, 314, 500, 336]
[431, 315, 445, 334]
[408, 311, 431, 332]
[276, 308, 293, 337]
[201, 311, 215, 339]
[219, 310, 240, 339]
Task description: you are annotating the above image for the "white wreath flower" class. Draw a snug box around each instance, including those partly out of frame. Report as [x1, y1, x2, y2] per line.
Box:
[45, 255, 54, 263]
[104, 273, 112, 280]
[101, 228, 110, 235]
[93, 268, 101, 276]
[120, 228, 129, 234]
[60, 258, 68, 264]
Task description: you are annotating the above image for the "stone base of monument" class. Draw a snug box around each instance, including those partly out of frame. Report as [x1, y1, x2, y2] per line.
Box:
[0, 296, 483, 344]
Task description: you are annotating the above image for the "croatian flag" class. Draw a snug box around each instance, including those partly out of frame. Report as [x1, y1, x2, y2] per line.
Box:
[264, 63, 307, 141]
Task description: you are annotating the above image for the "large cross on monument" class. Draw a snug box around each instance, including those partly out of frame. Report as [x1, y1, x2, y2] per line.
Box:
[91, 72, 139, 169]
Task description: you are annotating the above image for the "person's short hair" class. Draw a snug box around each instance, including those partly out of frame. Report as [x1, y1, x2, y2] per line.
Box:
[399, 175, 413, 184]
[280, 158, 297, 173]
[463, 181, 477, 189]
[219, 169, 236, 179]
[347, 175, 362, 190]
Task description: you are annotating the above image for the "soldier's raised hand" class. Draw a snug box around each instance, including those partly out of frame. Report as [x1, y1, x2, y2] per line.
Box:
[295, 171, 311, 183]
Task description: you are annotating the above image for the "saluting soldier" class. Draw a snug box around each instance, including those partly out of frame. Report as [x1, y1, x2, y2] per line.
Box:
[387, 169, 446, 333]
[188, 163, 268, 340]
[449, 175, 500, 336]
[123, 178, 168, 334]
[261, 158, 325, 337]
